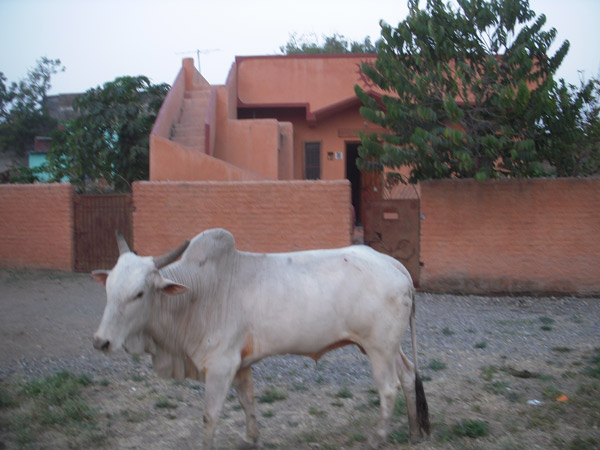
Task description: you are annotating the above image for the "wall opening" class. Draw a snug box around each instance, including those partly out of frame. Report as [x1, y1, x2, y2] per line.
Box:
[346, 142, 361, 226]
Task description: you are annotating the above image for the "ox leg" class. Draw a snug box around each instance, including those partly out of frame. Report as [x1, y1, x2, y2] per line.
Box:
[368, 351, 400, 449]
[396, 350, 422, 443]
[202, 361, 239, 450]
[233, 366, 259, 449]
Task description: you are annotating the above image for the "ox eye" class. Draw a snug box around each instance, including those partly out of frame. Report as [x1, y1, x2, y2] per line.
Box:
[134, 291, 144, 299]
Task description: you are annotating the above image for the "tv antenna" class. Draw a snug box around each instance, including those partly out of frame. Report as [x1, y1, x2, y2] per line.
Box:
[176, 48, 220, 73]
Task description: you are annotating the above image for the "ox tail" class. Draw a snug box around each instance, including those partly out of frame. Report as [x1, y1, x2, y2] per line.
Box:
[410, 288, 431, 437]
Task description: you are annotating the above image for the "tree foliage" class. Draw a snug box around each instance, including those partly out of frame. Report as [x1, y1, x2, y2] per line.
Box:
[281, 33, 378, 54]
[355, 0, 598, 182]
[0, 57, 65, 155]
[47, 76, 169, 192]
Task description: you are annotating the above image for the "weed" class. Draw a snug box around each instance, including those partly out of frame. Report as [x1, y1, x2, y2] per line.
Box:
[131, 373, 145, 382]
[121, 408, 149, 423]
[485, 380, 510, 396]
[452, 419, 489, 438]
[335, 387, 353, 399]
[474, 341, 487, 349]
[154, 397, 178, 409]
[308, 406, 326, 417]
[348, 432, 367, 443]
[262, 410, 275, 418]
[258, 386, 287, 404]
[539, 316, 555, 331]
[428, 359, 447, 371]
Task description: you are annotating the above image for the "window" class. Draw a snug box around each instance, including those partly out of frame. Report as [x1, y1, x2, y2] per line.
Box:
[304, 142, 321, 179]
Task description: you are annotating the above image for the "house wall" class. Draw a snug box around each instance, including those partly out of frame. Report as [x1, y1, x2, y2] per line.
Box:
[236, 55, 377, 114]
[150, 135, 265, 181]
[420, 178, 600, 295]
[0, 183, 74, 270]
[132, 180, 352, 256]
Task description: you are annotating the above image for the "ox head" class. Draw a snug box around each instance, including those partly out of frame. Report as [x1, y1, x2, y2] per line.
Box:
[92, 231, 190, 354]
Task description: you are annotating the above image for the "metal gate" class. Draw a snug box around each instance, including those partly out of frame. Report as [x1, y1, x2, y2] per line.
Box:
[363, 199, 421, 286]
[73, 194, 133, 272]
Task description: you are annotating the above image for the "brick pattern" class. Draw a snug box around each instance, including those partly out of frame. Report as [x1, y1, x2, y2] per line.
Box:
[132, 180, 352, 256]
[420, 178, 600, 295]
[0, 183, 74, 270]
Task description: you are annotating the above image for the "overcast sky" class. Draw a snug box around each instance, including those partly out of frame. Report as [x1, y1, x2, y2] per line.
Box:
[1, 0, 599, 95]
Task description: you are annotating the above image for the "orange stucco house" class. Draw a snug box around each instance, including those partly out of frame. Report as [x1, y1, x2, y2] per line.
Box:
[150, 55, 400, 225]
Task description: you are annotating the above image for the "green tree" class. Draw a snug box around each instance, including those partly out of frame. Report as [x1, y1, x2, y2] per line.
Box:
[47, 76, 169, 192]
[355, 0, 571, 183]
[539, 78, 600, 176]
[0, 57, 65, 155]
[281, 33, 377, 54]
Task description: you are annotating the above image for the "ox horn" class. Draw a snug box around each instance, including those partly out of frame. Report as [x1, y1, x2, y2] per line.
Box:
[153, 239, 190, 269]
[116, 230, 131, 255]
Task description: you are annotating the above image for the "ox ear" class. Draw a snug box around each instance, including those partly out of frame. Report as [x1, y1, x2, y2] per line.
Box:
[91, 270, 110, 286]
[158, 278, 188, 296]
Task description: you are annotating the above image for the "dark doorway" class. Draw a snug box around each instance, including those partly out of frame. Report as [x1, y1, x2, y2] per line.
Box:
[346, 143, 362, 226]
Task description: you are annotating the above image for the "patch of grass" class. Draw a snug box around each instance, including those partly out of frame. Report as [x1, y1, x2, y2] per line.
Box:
[335, 387, 353, 399]
[584, 348, 600, 378]
[388, 427, 410, 443]
[552, 346, 572, 353]
[2, 371, 99, 448]
[428, 359, 447, 371]
[474, 341, 487, 349]
[0, 384, 17, 408]
[442, 327, 455, 336]
[258, 386, 287, 404]
[570, 436, 600, 450]
[262, 410, 275, 418]
[452, 419, 489, 438]
[394, 395, 407, 416]
[154, 396, 178, 409]
[539, 316, 555, 325]
[480, 365, 498, 381]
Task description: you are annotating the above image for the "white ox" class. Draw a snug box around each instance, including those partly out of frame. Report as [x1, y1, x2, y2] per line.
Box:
[92, 228, 430, 449]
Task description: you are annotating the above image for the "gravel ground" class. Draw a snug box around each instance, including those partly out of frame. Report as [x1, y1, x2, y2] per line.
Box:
[1, 269, 598, 386]
[1, 269, 599, 449]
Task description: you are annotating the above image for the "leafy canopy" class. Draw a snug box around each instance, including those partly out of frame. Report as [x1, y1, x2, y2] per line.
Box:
[47, 76, 169, 192]
[0, 57, 65, 155]
[281, 33, 378, 54]
[355, 0, 586, 182]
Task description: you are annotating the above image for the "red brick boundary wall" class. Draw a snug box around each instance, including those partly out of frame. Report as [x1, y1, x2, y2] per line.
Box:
[132, 180, 352, 256]
[420, 178, 600, 295]
[0, 183, 74, 270]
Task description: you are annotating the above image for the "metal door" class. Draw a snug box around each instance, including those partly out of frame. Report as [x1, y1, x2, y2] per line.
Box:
[363, 199, 421, 286]
[73, 194, 133, 272]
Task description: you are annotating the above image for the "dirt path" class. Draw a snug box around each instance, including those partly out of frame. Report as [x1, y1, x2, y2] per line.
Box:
[1, 269, 599, 449]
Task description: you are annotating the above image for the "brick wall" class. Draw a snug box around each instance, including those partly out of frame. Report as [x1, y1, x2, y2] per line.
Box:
[0, 183, 74, 270]
[420, 178, 600, 295]
[132, 180, 352, 256]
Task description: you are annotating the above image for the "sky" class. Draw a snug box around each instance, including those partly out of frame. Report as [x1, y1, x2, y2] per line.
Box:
[1, 0, 599, 95]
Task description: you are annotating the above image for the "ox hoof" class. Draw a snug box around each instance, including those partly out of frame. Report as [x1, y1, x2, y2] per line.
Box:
[237, 438, 258, 450]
